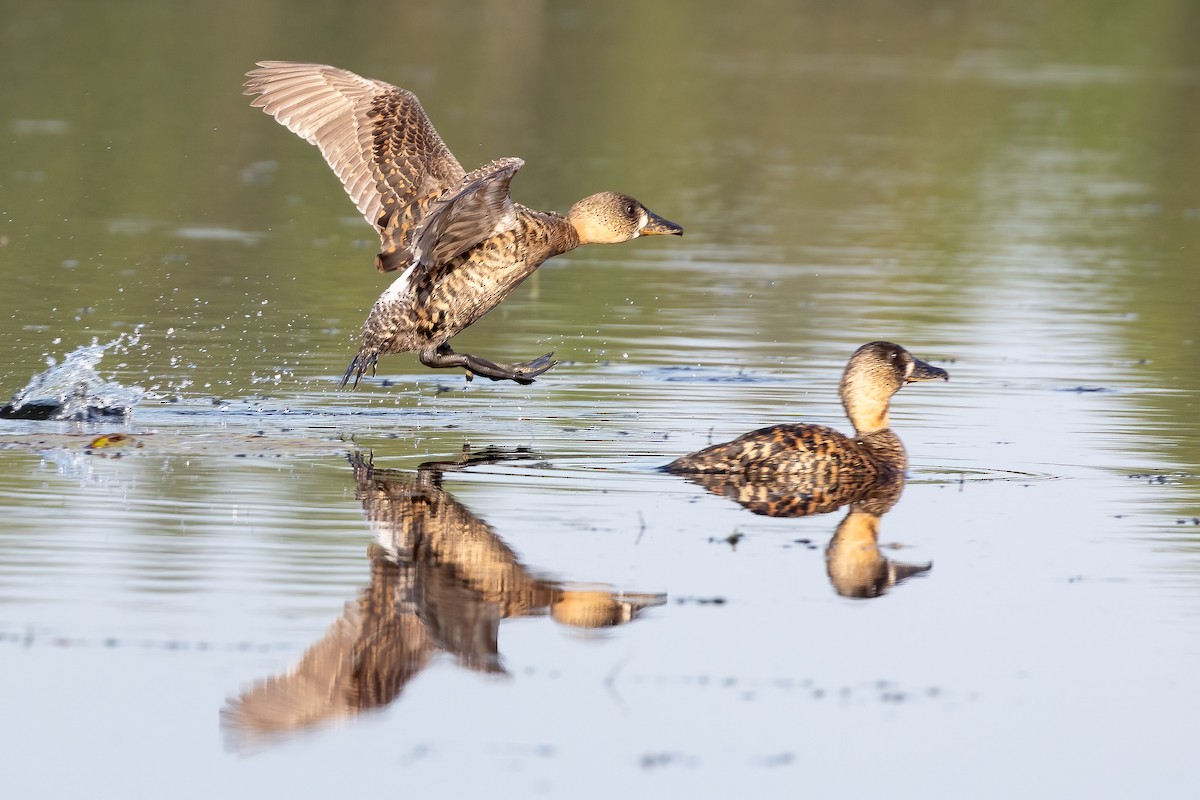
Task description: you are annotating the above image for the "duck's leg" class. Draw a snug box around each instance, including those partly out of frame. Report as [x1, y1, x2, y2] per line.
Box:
[419, 343, 556, 385]
[340, 351, 378, 389]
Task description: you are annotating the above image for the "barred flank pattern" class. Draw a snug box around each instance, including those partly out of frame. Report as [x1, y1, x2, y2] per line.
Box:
[665, 423, 894, 480]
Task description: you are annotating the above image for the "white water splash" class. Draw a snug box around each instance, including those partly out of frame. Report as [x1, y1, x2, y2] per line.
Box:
[4, 329, 146, 421]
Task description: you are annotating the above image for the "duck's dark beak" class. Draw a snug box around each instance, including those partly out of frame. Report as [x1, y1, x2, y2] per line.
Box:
[640, 210, 684, 236]
[907, 358, 949, 383]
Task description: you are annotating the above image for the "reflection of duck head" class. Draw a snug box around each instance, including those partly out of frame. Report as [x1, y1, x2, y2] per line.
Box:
[551, 586, 669, 629]
[664, 342, 947, 480]
[826, 507, 931, 599]
[222, 450, 664, 747]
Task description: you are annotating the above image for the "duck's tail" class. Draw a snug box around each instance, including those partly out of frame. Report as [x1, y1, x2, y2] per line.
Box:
[340, 351, 378, 389]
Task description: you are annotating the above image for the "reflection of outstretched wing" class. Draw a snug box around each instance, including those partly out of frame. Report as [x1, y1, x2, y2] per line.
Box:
[418, 563, 505, 674]
[220, 553, 434, 744]
[676, 470, 904, 518]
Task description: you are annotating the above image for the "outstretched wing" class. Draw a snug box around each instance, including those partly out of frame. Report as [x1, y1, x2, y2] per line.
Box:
[243, 61, 467, 244]
[376, 157, 524, 272]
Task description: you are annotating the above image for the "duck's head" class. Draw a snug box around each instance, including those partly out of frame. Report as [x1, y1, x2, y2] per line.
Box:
[567, 191, 683, 244]
[840, 341, 948, 435]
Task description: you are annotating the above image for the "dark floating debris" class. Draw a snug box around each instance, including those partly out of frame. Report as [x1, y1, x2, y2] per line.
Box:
[1127, 473, 1196, 485]
[674, 596, 727, 605]
[652, 365, 789, 384]
[0, 333, 144, 422]
[639, 752, 691, 771]
[0, 401, 80, 420]
[0, 627, 292, 653]
[708, 531, 743, 548]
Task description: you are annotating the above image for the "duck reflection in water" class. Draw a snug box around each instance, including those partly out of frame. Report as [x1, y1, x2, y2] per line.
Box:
[823, 482, 933, 599]
[679, 468, 932, 598]
[222, 449, 665, 746]
[665, 342, 948, 598]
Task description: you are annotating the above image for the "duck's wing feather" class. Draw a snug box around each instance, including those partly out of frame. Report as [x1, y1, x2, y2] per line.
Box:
[664, 423, 869, 475]
[243, 61, 467, 242]
[376, 157, 524, 272]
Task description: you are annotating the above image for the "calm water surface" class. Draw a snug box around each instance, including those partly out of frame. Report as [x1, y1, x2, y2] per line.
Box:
[2, 2, 1200, 797]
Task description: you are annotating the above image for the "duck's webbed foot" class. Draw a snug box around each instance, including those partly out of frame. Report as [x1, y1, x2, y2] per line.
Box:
[420, 343, 557, 385]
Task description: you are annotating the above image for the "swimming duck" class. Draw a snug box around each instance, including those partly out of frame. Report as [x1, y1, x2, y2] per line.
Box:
[663, 341, 948, 479]
[243, 62, 683, 386]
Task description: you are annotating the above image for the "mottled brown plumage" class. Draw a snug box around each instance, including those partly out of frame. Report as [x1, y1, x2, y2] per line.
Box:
[664, 342, 948, 484]
[221, 450, 665, 748]
[677, 465, 906, 518]
[243, 62, 683, 386]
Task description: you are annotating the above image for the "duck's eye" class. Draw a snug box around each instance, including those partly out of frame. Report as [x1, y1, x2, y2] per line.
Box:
[625, 203, 636, 217]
